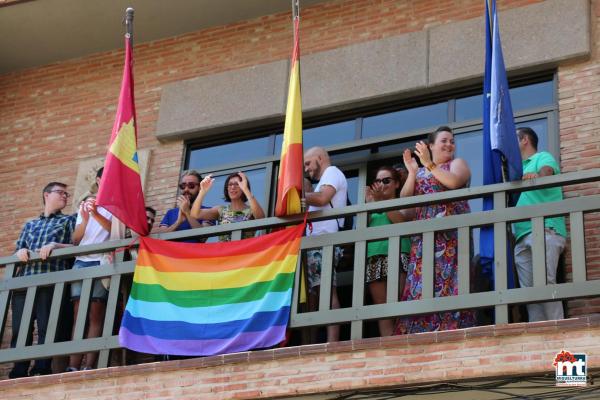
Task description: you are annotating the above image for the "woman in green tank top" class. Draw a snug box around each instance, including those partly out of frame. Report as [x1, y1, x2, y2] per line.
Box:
[365, 166, 410, 336]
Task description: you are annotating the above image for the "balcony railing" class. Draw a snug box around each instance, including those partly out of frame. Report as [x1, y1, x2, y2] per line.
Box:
[1, 168, 600, 370]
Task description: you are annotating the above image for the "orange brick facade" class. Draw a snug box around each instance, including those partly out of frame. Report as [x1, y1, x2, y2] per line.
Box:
[2, 0, 600, 382]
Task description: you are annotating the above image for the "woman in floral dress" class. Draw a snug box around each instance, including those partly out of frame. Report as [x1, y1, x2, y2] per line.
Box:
[190, 171, 265, 241]
[394, 126, 476, 334]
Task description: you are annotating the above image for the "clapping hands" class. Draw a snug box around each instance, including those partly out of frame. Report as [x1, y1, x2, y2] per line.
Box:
[403, 149, 419, 175]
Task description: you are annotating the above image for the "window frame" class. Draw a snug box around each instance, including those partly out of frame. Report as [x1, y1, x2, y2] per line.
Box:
[184, 73, 559, 216]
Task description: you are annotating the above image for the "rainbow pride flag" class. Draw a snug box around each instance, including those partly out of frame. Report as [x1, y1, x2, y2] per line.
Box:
[119, 223, 304, 356]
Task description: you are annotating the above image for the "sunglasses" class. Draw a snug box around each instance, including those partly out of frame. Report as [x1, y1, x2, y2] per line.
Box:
[179, 182, 199, 190]
[373, 177, 395, 185]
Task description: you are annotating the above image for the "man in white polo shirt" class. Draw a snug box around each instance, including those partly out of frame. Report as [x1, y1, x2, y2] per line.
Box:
[304, 146, 348, 343]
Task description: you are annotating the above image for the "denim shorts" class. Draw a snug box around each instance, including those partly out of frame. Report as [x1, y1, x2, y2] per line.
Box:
[70, 260, 108, 301]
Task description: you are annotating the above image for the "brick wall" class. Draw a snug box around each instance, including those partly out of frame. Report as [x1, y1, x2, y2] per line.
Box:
[559, 0, 600, 315]
[0, 0, 546, 257]
[0, 317, 597, 399]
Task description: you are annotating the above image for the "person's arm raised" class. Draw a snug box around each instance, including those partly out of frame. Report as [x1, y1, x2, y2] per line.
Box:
[414, 142, 470, 189]
[190, 175, 220, 220]
[238, 171, 265, 219]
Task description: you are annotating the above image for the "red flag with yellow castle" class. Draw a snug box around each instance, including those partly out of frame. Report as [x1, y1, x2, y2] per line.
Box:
[97, 35, 148, 236]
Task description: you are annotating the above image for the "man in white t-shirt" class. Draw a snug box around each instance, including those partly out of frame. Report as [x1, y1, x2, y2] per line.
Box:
[304, 146, 347, 343]
[66, 167, 113, 372]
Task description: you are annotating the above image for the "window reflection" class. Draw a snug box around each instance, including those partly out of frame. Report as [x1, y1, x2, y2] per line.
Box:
[184, 80, 555, 240]
[378, 138, 420, 156]
[362, 102, 448, 138]
[275, 120, 355, 155]
[344, 170, 359, 206]
[454, 130, 483, 212]
[188, 137, 270, 170]
[455, 80, 553, 122]
[455, 95, 482, 122]
[510, 81, 554, 111]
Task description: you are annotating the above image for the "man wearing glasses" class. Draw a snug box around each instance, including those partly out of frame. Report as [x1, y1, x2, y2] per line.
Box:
[157, 170, 212, 238]
[10, 181, 76, 378]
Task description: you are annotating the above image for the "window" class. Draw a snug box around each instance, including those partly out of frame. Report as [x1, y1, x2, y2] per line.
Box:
[275, 120, 356, 155]
[455, 80, 554, 122]
[185, 77, 557, 220]
[363, 102, 448, 138]
[188, 136, 271, 170]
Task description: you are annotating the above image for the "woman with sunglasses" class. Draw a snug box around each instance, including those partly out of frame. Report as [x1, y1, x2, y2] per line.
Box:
[394, 126, 476, 335]
[365, 166, 410, 336]
[191, 171, 265, 242]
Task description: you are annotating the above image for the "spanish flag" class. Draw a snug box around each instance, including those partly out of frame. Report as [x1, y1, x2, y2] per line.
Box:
[274, 17, 303, 217]
[96, 35, 149, 236]
[119, 223, 304, 356]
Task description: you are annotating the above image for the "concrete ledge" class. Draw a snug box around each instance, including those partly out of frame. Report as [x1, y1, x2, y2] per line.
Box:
[301, 31, 428, 114]
[156, 31, 428, 142]
[1, 316, 599, 398]
[155, 0, 590, 142]
[155, 60, 289, 142]
[429, 0, 590, 85]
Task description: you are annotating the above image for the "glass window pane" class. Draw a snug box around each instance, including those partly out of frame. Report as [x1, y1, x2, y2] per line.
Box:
[456, 81, 553, 123]
[362, 102, 448, 138]
[344, 171, 359, 206]
[454, 130, 483, 212]
[455, 94, 482, 122]
[275, 120, 355, 155]
[330, 149, 372, 166]
[188, 137, 270, 170]
[454, 130, 483, 254]
[510, 81, 554, 111]
[378, 138, 421, 156]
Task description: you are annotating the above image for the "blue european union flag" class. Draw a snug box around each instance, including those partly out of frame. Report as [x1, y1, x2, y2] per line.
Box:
[480, 0, 522, 290]
[489, 6, 522, 183]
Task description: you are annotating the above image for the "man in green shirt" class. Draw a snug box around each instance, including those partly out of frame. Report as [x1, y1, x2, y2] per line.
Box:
[513, 127, 567, 322]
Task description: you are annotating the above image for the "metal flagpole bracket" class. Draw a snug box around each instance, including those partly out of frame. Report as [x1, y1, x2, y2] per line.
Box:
[292, 0, 300, 20]
[124, 7, 134, 39]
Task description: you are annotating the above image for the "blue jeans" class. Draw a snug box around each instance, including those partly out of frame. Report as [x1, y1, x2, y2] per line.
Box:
[70, 260, 108, 301]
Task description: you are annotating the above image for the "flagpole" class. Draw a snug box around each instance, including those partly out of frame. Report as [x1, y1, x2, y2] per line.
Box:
[292, 0, 306, 212]
[110, 7, 136, 245]
[110, 6, 135, 244]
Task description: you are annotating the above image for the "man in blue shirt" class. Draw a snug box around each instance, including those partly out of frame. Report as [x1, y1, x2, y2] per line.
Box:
[157, 170, 211, 240]
[10, 182, 75, 378]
